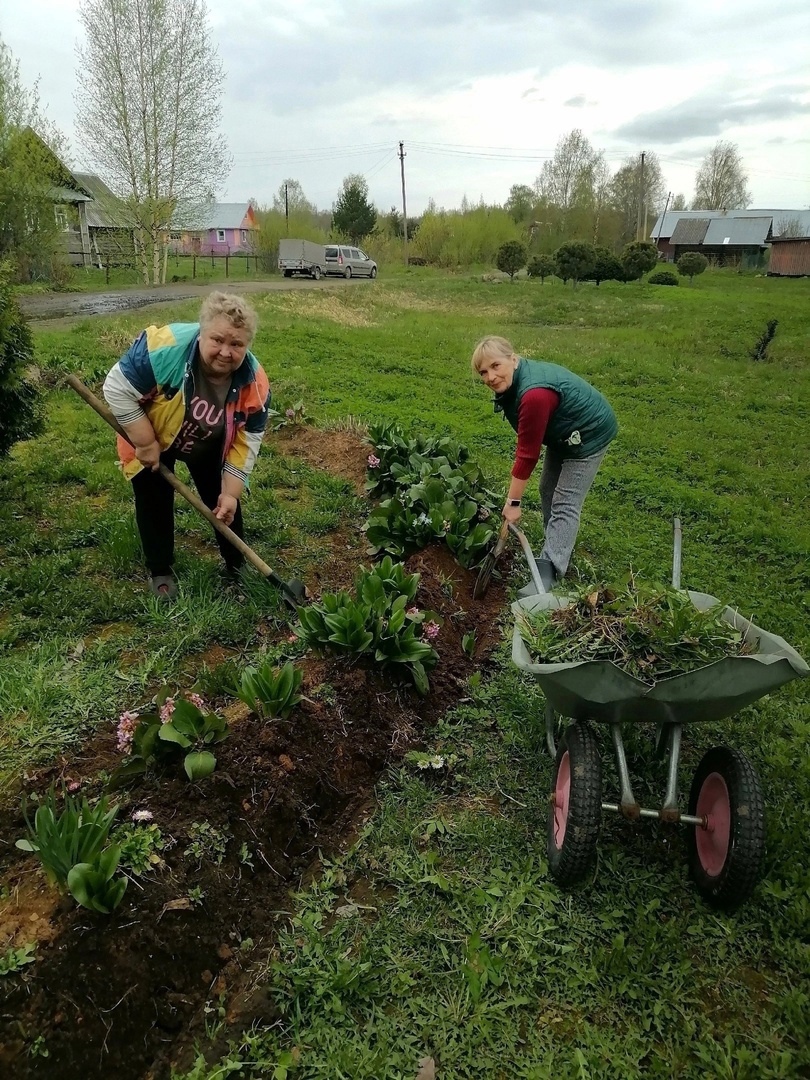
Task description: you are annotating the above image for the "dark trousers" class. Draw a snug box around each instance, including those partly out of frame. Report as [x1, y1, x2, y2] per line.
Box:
[131, 451, 244, 576]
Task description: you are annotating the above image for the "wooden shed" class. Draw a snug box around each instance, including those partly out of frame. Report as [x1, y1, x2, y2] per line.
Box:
[768, 237, 810, 277]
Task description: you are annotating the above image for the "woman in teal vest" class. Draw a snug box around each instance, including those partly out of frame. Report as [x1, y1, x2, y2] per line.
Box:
[471, 335, 617, 590]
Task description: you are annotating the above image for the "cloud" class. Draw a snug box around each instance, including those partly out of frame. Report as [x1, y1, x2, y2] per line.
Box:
[613, 87, 810, 143]
[564, 95, 597, 108]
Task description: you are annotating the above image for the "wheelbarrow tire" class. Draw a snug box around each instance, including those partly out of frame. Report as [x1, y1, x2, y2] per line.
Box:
[547, 722, 602, 888]
[687, 746, 765, 911]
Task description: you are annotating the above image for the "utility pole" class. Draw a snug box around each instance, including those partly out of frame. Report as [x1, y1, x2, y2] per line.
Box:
[655, 191, 672, 256]
[635, 152, 646, 241]
[398, 141, 408, 265]
[284, 183, 289, 236]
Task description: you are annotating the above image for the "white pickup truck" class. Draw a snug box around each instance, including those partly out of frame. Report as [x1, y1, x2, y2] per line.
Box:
[278, 239, 327, 280]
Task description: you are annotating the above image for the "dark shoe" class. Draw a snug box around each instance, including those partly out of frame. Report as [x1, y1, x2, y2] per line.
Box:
[148, 574, 177, 602]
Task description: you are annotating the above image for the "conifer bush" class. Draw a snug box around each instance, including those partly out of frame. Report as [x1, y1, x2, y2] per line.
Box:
[0, 264, 43, 457]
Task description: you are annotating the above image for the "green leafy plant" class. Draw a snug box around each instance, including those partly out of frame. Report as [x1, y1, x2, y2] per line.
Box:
[236, 659, 303, 720]
[297, 558, 439, 694]
[527, 253, 556, 283]
[0, 943, 36, 976]
[363, 423, 499, 568]
[0, 265, 44, 458]
[269, 400, 308, 430]
[16, 788, 120, 888]
[462, 630, 477, 656]
[517, 574, 751, 682]
[67, 845, 128, 914]
[185, 821, 230, 867]
[109, 691, 229, 787]
[115, 822, 164, 876]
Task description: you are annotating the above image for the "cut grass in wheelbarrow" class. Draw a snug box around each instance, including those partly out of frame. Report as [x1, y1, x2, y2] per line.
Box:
[509, 518, 809, 910]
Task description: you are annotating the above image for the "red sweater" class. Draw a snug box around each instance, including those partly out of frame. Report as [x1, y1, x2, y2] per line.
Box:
[512, 387, 560, 479]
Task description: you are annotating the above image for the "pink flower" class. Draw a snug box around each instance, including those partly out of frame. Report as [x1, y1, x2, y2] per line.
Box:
[67, 780, 81, 793]
[285, 408, 295, 419]
[188, 693, 206, 710]
[478, 506, 491, 520]
[159, 699, 175, 724]
[367, 454, 380, 468]
[132, 809, 153, 823]
[406, 606, 420, 617]
[423, 621, 440, 641]
[116, 710, 140, 754]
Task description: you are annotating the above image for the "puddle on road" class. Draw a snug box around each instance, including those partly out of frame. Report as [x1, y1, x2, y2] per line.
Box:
[21, 291, 200, 321]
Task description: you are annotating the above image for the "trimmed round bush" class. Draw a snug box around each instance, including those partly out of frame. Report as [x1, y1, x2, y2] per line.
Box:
[648, 270, 679, 287]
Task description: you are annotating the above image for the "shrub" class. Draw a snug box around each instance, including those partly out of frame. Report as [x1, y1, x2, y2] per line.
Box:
[296, 557, 439, 694]
[236, 660, 303, 720]
[621, 241, 658, 281]
[527, 254, 556, 283]
[648, 270, 679, 286]
[495, 240, 527, 281]
[0, 264, 43, 457]
[676, 251, 708, 284]
[554, 242, 595, 288]
[585, 247, 624, 287]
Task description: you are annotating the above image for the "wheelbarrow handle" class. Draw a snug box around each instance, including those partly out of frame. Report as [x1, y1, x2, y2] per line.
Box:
[65, 374, 286, 588]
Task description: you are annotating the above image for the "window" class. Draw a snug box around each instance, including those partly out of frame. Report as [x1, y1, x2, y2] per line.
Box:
[216, 229, 226, 242]
[240, 230, 248, 244]
[350, 248, 361, 259]
[169, 232, 181, 240]
[54, 206, 70, 231]
[325, 247, 338, 258]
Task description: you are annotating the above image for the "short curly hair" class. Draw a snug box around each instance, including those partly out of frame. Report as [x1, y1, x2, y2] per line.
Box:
[199, 291, 258, 343]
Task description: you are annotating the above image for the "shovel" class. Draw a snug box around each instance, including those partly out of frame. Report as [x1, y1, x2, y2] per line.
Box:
[66, 375, 309, 610]
[473, 519, 510, 600]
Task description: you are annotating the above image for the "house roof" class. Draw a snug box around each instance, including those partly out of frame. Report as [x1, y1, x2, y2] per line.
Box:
[703, 216, 772, 247]
[73, 172, 130, 228]
[180, 203, 254, 231]
[669, 218, 710, 245]
[49, 185, 91, 203]
[651, 208, 810, 243]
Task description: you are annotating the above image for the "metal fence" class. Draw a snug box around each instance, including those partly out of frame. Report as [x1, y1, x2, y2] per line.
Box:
[64, 250, 268, 283]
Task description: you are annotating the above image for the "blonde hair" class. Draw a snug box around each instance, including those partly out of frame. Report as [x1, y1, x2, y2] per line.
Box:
[199, 291, 258, 343]
[470, 335, 516, 374]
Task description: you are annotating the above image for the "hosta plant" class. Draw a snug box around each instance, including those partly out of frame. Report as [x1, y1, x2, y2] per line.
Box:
[364, 422, 499, 567]
[297, 558, 439, 694]
[67, 846, 128, 914]
[16, 788, 120, 888]
[236, 659, 303, 720]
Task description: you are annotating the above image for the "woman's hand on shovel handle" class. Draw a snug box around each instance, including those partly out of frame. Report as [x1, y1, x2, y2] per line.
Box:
[134, 438, 162, 471]
[214, 493, 238, 527]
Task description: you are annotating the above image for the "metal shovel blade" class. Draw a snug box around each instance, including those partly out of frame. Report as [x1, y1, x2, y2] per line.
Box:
[473, 520, 509, 600]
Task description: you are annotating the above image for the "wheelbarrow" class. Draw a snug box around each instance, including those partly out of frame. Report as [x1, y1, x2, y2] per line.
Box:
[508, 518, 808, 910]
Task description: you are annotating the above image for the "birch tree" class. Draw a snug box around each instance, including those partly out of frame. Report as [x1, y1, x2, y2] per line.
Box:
[692, 141, 751, 210]
[75, 0, 229, 284]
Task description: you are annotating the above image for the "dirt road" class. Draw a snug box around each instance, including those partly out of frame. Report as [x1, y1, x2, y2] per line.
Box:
[19, 276, 370, 323]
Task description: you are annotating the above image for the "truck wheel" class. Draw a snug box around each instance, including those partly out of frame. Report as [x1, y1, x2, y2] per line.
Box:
[344, 266, 352, 279]
[312, 266, 321, 280]
[687, 746, 765, 911]
[283, 270, 292, 278]
[547, 722, 602, 888]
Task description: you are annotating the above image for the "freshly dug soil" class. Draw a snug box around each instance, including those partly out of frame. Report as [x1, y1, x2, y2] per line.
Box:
[0, 429, 510, 1080]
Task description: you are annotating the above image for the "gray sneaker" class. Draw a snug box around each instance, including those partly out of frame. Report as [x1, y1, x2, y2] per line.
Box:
[148, 574, 178, 602]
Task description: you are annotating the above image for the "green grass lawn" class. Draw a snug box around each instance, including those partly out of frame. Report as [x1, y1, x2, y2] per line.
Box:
[3, 269, 809, 1078]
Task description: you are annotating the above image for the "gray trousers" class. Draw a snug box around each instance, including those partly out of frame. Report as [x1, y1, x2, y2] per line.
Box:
[539, 447, 608, 576]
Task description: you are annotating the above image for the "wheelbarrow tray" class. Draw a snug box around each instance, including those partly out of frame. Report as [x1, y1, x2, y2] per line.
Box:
[511, 589, 808, 726]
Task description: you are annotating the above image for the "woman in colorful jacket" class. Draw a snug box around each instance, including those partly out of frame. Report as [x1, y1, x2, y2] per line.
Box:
[103, 292, 271, 600]
[471, 335, 617, 591]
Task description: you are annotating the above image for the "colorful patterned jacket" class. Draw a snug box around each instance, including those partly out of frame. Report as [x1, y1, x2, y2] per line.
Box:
[103, 322, 271, 485]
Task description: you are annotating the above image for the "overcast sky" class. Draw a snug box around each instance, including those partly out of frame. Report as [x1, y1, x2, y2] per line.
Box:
[3, 0, 809, 215]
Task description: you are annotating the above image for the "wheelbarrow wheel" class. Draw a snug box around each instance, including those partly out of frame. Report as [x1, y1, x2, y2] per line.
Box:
[547, 722, 602, 888]
[687, 746, 765, 911]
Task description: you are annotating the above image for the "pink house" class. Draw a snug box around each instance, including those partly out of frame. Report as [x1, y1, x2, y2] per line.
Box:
[171, 202, 257, 255]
